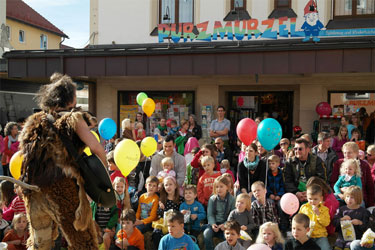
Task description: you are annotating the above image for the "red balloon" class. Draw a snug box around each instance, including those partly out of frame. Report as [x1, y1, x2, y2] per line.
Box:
[316, 102, 332, 116]
[166, 118, 172, 128]
[236, 118, 257, 146]
[237, 97, 244, 107]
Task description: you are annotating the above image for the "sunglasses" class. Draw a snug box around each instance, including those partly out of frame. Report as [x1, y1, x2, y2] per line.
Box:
[280, 142, 288, 146]
[367, 153, 373, 157]
[294, 147, 304, 151]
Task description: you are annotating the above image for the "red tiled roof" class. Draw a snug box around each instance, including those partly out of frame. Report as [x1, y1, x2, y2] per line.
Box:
[6, 0, 68, 38]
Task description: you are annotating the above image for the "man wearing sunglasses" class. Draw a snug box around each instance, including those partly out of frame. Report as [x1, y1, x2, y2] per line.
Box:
[311, 132, 338, 181]
[284, 138, 327, 202]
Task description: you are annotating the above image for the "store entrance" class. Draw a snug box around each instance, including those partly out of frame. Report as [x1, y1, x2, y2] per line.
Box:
[227, 91, 294, 142]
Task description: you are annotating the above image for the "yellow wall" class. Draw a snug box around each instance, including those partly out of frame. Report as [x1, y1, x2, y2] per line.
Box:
[6, 18, 62, 50]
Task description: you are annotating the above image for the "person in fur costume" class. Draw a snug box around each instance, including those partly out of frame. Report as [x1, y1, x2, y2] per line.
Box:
[11, 73, 107, 250]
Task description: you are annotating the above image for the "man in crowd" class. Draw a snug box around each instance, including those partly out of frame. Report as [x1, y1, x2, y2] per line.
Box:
[311, 132, 338, 180]
[284, 138, 327, 202]
[209, 106, 230, 146]
[150, 135, 186, 187]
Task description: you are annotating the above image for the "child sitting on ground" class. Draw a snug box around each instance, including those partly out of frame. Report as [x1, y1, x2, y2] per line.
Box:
[220, 159, 235, 181]
[333, 186, 370, 250]
[135, 176, 159, 233]
[91, 200, 118, 250]
[214, 220, 245, 250]
[180, 184, 206, 238]
[197, 156, 221, 207]
[2, 213, 29, 250]
[204, 176, 235, 250]
[299, 184, 330, 250]
[251, 181, 279, 237]
[222, 173, 234, 196]
[115, 209, 144, 250]
[334, 159, 362, 204]
[158, 211, 196, 250]
[256, 222, 284, 250]
[227, 193, 254, 248]
[285, 213, 320, 250]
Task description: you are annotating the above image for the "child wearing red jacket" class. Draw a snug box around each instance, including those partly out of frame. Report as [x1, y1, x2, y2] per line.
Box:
[197, 156, 220, 207]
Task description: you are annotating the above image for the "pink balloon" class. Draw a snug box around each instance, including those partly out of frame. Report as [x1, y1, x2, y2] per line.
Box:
[236, 118, 257, 146]
[247, 243, 271, 250]
[280, 193, 300, 215]
[316, 102, 332, 116]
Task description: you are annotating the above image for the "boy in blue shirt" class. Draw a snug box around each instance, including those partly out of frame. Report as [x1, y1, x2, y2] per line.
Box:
[180, 184, 206, 237]
[158, 211, 196, 250]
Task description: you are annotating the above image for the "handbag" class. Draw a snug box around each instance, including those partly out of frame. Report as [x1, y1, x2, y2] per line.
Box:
[57, 132, 116, 208]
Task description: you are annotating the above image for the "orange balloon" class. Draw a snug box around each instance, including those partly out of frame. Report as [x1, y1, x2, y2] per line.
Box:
[142, 98, 155, 117]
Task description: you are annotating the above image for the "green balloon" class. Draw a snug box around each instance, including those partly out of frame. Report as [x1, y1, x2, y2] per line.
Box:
[136, 92, 148, 106]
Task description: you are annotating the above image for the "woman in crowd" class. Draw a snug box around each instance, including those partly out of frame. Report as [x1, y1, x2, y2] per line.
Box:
[188, 114, 202, 140]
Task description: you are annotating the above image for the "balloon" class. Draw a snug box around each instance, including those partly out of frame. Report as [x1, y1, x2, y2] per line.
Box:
[237, 96, 244, 107]
[141, 137, 157, 157]
[236, 118, 257, 146]
[347, 124, 355, 139]
[257, 118, 282, 151]
[83, 131, 100, 156]
[247, 243, 271, 250]
[136, 92, 148, 106]
[114, 139, 140, 177]
[98, 118, 117, 140]
[315, 102, 332, 116]
[10, 151, 23, 180]
[142, 98, 155, 117]
[280, 193, 300, 215]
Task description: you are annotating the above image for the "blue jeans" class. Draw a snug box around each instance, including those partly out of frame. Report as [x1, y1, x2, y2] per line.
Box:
[203, 225, 224, 250]
[135, 223, 152, 234]
[350, 240, 375, 250]
[313, 237, 331, 250]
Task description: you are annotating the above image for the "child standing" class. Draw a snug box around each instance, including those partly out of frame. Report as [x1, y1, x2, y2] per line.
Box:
[134, 122, 146, 141]
[113, 177, 131, 219]
[2, 213, 29, 250]
[227, 193, 254, 248]
[285, 213, 320, 250]
[167, 120, 179, 138]
[214, 221, 245, 250]
[334, 159, 362, 202]
[251, 181, 279, 237]
[91, 201, 118, 250]
[158, 211, 196, 250]
[156, 157, 176, 184]
[180, 185, 206, 237]
[135, 176, 159, 233]
[197, 156, 221, 207]
[204, 175, 235, 250]
[220, 160, 235, 181]
[299, 184, 330, 250]
[152, 176, 184, 247]
[333, 186, 370, 250]
[256, 222, 284, 250]
[115, 209, 144, 250]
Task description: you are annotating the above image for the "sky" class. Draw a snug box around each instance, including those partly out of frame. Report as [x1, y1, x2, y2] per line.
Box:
[23, 0, 90, 48]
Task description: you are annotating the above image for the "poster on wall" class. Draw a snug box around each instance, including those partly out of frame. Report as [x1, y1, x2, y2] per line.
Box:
[119, 105, 138, 124]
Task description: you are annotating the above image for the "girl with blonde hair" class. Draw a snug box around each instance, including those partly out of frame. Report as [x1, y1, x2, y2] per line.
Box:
[256, 222, 284, 250]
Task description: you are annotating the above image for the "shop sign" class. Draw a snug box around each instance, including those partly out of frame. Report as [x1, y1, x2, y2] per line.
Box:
[158, 0, 375, 43]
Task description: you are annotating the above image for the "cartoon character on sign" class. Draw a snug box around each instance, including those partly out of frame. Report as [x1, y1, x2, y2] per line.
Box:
[301, 0, 324, 42]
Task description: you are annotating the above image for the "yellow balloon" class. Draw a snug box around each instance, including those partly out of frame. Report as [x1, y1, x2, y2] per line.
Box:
[141, 137, 157, 157]
[114, 139, 140, 177]
[10, 151, 23, 180]
[91, 130, 100, 142]
[84, 147, 92, 156]
[84, 131, 100, 156]
[142, 98, 155, 117]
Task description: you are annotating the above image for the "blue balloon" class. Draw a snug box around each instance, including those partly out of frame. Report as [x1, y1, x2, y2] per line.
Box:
[257, 118, 282, 151]
[347, 124, 355, 140]
[98, 118, 117, 140]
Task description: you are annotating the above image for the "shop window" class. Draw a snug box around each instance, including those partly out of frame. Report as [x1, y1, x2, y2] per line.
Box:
[76, 82, 89, 111]
[329, 91, 375, 116]
[269, 0, 297, 19]
[334, 0, 375, 17]
[224, 0, 251, 21]
[19, 30, 25, 43]
[40, 34, 48, 49]
[6, 26, 10, 40]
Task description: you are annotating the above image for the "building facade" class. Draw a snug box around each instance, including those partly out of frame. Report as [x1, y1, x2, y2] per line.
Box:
[4, 0, 375, 141]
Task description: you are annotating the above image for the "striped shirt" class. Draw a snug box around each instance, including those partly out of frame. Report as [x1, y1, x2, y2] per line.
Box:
[96, 206, 111, 229]
[11, 196, 26, 214]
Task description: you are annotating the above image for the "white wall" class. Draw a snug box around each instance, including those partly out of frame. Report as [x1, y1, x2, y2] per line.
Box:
[94, 0, 334, 45]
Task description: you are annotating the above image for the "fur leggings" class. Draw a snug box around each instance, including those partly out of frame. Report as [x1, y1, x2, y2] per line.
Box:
[24, 178, 98, 250]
